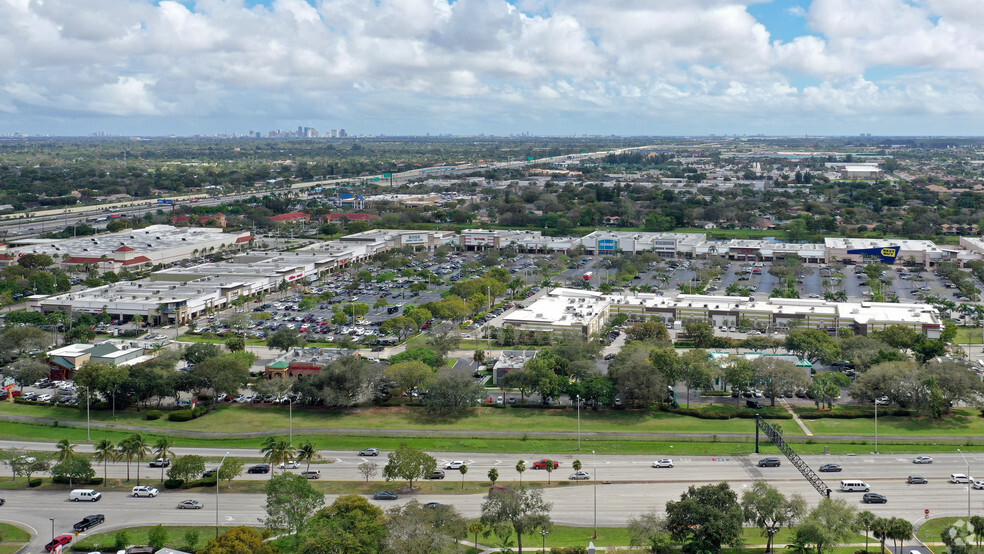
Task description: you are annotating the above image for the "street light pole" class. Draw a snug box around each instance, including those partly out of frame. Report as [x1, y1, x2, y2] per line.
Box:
[84, 385, 90, 441]
[958, 448, 971, 518]
[541, 528, 549, 553]
[874, 399, 878, 455]
[288, 397, 293, 446]
[49, 518, 54, 541]
[216, 451, 230, 538]
[592, 450, 597, 540]
[576, 394, 581, 452]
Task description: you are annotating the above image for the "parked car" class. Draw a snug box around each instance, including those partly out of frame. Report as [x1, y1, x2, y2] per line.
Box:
[427, 470, 446, 480]
[531, 459, 559, 470]
[569, 470, 591, 480]
[359, 448, 380, 456]
[758, 458, 781, 467]
[445, 460, 465, 470]
[373, 490, 399, 500]
[907, 475, 928, 484]
[913, 456, 934, 464]
[131, 485, 159, 498]
[862, 493, 888, 504]
[149, 458, 171, 468]
[651, 459, 674, 468]
[247, 464, 271, 474]
[819, 464, 842, 472]
[178, 499, 205, 509]
[73, 514, 105, 532]
[45, 534, 73, 552]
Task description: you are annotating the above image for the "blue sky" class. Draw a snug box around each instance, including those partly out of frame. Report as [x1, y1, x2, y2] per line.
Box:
[2, 0, 984, 137]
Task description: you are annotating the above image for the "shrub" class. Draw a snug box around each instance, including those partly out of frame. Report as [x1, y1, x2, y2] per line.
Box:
[28, 478, 42, 487]
[192, 405, 209, 418]
[168, 410, 194, 422]
[673, 340, 695, 348]
[185, 477, 217, 488]
[144, 410, 163, 421]
[163, 479, 184, 489]
[794, 406, 912, 419]
[92, 401, 110, 411]
[52, 476, 102, 485]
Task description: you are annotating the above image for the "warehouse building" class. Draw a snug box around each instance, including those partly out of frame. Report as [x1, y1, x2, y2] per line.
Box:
[5, 225, 252, 271]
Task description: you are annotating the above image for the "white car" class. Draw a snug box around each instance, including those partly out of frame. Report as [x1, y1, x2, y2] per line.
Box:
[913, 456, 934, 464]
[37, 394, 53, 402]
[131, 485, 159, 497]
[569, 470, 591, 480]
[973, 480, 984, 490]
[951, 473, 972, 484]
[652, 459, 674, 468]
[445, 461, 465, 470]
[278, 460, 300, 469]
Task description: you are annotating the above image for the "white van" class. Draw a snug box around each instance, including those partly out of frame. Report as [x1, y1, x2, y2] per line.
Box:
[840, 480, 870, 492]
[69, 488, 102, 502]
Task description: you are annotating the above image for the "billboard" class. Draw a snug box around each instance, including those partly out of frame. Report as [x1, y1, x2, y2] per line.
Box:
[402, 234, 426, 244]
[846, 246, 900, 264]
[598, 239, 618, 251]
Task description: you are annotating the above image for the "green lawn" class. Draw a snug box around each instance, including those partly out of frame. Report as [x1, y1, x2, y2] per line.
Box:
[954, 327, 984, 345]
[916, 516, 963, 542]
[72, 525, 247, 553]
[803, 407, 984, 437]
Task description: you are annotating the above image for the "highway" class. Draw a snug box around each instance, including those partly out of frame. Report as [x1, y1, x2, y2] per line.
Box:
[2, 442, 982, 550]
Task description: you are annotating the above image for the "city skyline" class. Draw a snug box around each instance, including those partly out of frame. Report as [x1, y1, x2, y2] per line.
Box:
[2, 0, 984, 137]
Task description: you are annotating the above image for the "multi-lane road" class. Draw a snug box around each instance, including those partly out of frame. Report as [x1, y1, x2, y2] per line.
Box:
[2, 440, 981, 550]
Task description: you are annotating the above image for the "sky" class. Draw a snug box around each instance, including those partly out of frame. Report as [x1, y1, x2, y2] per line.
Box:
[2, 0, 983, 137]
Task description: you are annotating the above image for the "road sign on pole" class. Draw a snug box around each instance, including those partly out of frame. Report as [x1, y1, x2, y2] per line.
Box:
[925, 509, 930, 516]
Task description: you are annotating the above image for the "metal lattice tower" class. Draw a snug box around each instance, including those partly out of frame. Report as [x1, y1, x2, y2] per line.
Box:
[755, 415, 831, 498]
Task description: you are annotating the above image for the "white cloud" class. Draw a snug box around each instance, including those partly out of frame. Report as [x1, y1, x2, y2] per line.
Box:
[0, 0, 984, 134]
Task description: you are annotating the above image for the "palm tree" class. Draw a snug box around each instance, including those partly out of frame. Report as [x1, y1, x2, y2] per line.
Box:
[94, 439, 116, 484]
[153, 437, 176, 483]
[572, 459, 582, 472]
[260, 437, 294, 477]
[516, 459, 525, 487]
[120, 433, 151, 484]
[295, 440, 317, 473]
[55, 439, 76, 463]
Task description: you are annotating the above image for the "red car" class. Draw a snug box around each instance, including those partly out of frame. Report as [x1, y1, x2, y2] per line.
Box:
[45, 534, 73, 552]
[531, 459, 559, 470]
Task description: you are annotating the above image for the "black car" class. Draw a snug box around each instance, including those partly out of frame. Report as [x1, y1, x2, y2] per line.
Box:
[746, 399, 763, 409]
[373, 490, 398, 500]
[863, 493, 888, 504]
[757, 458, 781, 467]
[819, 464, 842, 472]
[73, 514, 105, 532]
[202, 469, 217, 478]
[907, 475, 928, 484]
[247, 464, 271, 474]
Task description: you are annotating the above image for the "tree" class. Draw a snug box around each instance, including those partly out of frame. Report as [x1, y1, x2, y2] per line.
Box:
[8, 452, 52, 485]
[422, 369, 482, 416]
[224, 334, 246, 352]
[487, 467, 499, 486]
[380, 316, 418, 340]
[119, 433, 151, 484]
[148, 524, 168, 551]
[684, 321, 714, 349]
[625, 320, 671, 344]
[297, 495, 386, 554]
[55, 439, 76, 463]
[665, 482, 744, 553]
[51, 454, 94, 487]
[572, 459, 582, 472]
[785, 329, 841, 364]
[480, 486, 552, 554]
[887, 516, 913, 553]
[722, 357, 755, 408]
[193, 353, 251, 399]
[168, 455, 206, 483]
[219, 457, 245, 489]
[200, 526, 278, 554]
[382, 443, 436, 490]
[855, 510, 877, 554]
[425, 324, 461, 361]
[261, 437, 295, 477]
[264, 472, 326, 537]
[515, 459, 526, 487]
[93, 439, 116, 484]
[153, 436, 176, 482]
[295, 440, 317, 472]
[741, 481, 806, 553]
[385, 500, 467, 554]
[873, 324, 922, 353]
[183, 342, 222, 365]
[679, 349, 715, 408]
[385, 361, 434, 399]
[459, 464, 468, 490]
[629, 510, 673, 554]
[752, 357, 810, 407]
[358, 461, 379, 484]
[794, 497, 859, 554]
[267, 327, 304, 353]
